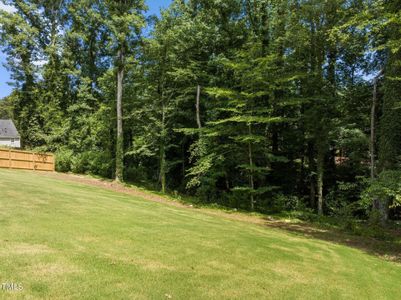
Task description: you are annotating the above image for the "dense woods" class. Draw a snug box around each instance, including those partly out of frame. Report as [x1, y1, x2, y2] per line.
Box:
[1, 0, 400, 223]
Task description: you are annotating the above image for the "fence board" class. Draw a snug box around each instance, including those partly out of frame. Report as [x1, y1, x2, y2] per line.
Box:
[0, 148, 54, 172]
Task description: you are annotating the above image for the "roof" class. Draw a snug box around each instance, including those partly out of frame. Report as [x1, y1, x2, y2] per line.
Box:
[0, 119, 20, 138]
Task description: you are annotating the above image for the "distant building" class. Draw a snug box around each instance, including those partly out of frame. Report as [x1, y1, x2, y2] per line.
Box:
[0, 119, 21, 148]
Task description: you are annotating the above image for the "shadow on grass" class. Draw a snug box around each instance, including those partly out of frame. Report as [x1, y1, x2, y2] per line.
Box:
[263, 218, 401, 263]
[41, 172, 401, 264]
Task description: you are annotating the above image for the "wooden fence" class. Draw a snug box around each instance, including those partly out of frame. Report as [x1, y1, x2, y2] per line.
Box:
[0, 148, 55, 172]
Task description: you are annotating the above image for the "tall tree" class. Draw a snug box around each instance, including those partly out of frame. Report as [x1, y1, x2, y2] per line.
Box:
[104, 0, 146, 182]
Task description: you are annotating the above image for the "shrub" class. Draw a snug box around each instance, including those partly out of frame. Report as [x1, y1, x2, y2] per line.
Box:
[55, 148, 74, 172]
[270, 193, 303, 212]
[361, 171, 401, 210]
[88, 151, 113, 178]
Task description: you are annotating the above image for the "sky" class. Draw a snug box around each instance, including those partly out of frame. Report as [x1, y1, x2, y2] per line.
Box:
[0, 0, 172, 99]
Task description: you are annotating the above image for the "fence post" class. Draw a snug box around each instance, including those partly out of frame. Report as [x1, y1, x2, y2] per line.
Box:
[8, 148, 11, 169]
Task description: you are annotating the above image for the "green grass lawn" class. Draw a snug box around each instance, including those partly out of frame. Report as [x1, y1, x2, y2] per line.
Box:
[0, 169, 400, 299]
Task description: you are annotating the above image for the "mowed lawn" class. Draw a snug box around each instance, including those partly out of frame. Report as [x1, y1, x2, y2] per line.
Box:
[0, 169, 400, 299]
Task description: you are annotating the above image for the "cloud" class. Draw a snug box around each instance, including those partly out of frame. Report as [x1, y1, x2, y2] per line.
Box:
[0, 3, 17, 13]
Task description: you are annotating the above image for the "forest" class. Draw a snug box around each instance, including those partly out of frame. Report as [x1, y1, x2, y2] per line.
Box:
[0, 0, 400, 226]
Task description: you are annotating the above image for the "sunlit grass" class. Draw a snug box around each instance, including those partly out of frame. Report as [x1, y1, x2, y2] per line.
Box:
[0, 169, 400, 299]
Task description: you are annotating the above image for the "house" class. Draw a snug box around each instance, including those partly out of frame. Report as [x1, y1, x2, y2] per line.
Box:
[0, 119, 21, 148]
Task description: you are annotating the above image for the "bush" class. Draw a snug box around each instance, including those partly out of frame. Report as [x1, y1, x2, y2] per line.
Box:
[88, 151, 113, 178]
[55, 149, 112, 178]
[361, 171, 401, 217]
[270, 193, 303, 212]
[326, 180, 367, 217]
[55, 148, 74, 172]
[125, 166, 146, 183]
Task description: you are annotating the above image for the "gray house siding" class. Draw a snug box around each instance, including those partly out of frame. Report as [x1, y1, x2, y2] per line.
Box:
[0, 120, 21, 148]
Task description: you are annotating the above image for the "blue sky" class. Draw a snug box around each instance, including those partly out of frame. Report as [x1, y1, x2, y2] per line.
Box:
[0, 0, 172, 99]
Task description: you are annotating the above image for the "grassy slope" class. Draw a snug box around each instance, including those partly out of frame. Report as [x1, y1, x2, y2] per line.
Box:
[0, 169, 400, 299]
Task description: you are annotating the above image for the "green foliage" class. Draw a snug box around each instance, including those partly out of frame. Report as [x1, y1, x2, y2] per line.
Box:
[55, 147, 74, 173]
[362, 171, 401, 209]
[0, 0, 401, 220]
[268, 194, 304, 213]
[326, 180, 367, 216]
[0, 94, 14, 118]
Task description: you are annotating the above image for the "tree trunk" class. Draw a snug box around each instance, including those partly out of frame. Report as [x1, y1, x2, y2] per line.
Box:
[196, 85, 202, 129]
[160, 103, 166, 193]
[371, 71, 387, 224]
[370, 73, 380, 179]
[160, 148, 166, 193]
[310, 179, 316, 208]
[317, 145, 324, 216]
[115, 48, 124, 182]
[307, 142, 316, 208]
[248, 124, 255, 210]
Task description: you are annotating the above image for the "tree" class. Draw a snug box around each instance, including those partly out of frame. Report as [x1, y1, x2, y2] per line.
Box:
[0, 0, 40, 147]
[104, 0, 146, 182]
[0, 94, 15, 119]
[1, 0, 400, 222]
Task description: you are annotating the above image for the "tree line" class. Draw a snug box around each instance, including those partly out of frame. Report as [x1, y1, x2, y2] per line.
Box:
[1, 0, 400, 223]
